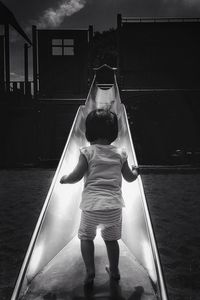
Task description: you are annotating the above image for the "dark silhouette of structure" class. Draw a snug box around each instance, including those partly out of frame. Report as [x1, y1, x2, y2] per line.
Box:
[0, 1, 32, 94]
[35, 27, 93, 99]
[0, 2, 93, 166]
[117, 15, 200, 90]
[117, 14, 200, 164]
[32, 26, 93, 162]
[1, 3, 200, 166]
[0, 1, 35, 166]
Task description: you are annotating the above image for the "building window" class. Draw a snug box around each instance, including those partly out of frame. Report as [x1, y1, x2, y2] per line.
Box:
[52, 39, 74, 56]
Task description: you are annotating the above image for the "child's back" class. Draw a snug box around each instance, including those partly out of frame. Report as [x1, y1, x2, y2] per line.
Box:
[80, 144, 127, 211]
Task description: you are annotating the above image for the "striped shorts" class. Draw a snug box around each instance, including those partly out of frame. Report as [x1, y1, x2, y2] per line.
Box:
[78, 209, 122, 241]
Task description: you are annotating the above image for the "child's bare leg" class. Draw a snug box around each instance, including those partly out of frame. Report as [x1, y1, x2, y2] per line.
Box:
[80, 240, 95, 280]
[104, 240, 120, 279]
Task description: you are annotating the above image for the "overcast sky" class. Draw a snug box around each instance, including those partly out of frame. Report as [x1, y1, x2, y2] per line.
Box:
[2, 0, 200, 80]
[4, 0, 200, 30]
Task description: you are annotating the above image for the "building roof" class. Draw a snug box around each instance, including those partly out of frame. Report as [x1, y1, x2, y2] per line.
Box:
[121, 16, 200, 23]
[0, 1, 32, 44]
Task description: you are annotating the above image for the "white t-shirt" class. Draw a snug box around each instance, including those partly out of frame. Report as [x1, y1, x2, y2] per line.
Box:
[80, 144, 127, 211]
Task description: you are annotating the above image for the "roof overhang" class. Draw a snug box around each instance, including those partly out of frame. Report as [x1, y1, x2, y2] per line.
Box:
[0, 1, 32, 45]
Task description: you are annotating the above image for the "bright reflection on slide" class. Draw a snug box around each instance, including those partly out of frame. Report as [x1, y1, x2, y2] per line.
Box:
[121, 178, 156, 283]
[28, 244, 44, 280]
[141, 239, 157, 283]
[95, 86, 115, 109]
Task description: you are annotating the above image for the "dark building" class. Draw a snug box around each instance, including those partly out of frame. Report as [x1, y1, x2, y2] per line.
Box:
[118, 15, 200, 164]
[31, 26, 93, 162]
[118, 15, 200, 90]
[33, 26, 93, 99]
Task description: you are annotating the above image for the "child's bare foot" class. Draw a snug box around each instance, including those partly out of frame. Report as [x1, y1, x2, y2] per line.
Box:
[105, 265, 120, 281]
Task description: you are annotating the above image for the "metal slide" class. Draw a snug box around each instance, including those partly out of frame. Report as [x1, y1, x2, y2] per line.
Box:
[12, 65, 168, 300]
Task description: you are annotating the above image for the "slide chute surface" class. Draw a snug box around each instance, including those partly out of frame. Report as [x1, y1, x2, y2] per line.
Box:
[12, 66, 168, 300]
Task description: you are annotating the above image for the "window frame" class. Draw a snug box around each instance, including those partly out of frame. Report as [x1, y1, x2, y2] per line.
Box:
[51, 38, 74, 56]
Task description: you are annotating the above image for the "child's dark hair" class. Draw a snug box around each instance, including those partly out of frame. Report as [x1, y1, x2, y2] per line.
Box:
[85, 109, 118, 143]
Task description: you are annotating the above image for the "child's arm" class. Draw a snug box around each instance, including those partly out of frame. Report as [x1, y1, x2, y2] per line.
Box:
[122, 161, 139, 182]
[60, 154, 88, 184]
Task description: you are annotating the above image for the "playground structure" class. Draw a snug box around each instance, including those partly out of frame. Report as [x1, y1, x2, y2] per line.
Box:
[11, 65, 168, 300]
[0, 4, 92, 165]
[1, 4, 200, 166]
[0, 1, 32, 94]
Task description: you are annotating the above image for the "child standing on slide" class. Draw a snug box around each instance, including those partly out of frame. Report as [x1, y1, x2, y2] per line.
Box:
[60, 109, 139, 287]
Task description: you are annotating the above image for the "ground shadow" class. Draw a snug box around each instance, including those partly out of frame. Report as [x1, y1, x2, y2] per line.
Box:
[43, 281, 144, 300]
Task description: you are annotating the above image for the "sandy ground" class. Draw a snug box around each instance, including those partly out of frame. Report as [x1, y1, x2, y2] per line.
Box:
[0, 169, 200, 300]
[142, 173, 200, 300]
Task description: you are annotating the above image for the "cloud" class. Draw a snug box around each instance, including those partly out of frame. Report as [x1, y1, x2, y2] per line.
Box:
[36, 0, 86, 28]
[10, 72, 24, 81]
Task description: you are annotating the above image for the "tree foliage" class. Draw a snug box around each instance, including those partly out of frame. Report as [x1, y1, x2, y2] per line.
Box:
[89, 28, 118, 68]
